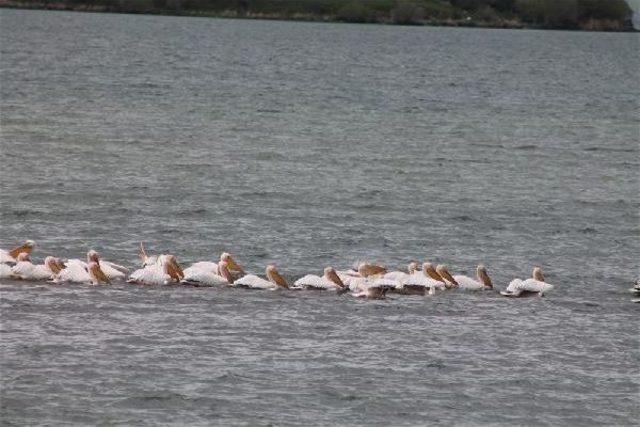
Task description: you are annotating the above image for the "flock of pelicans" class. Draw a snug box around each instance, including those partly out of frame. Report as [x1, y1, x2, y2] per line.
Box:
[2, 240, 640, 301]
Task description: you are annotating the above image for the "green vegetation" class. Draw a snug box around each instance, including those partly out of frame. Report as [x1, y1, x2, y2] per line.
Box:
[1, 0, 634, 30]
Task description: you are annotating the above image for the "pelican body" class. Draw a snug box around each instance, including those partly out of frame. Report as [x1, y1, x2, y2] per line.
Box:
[53, 258, 110, 285]
[501, 267, 554, 297]
[182, 252, 245, 285]
[293, 267, 347, 292]
[11, 254, 65, 281]
[128, 254, 184, 286]
[451, 265, 493, 291]
[232, 265, 288, 290]
[397, 262, 447, 295]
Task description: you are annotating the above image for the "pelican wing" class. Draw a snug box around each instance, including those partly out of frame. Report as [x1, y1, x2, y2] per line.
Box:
[101, 261, 129, 274]
[454, 275, 484, 291]
[520, 279, 554, 295]
[55, 262, 91, 283]
[128, 264, 169, 285]
[232, 274, 274, 289]
[181, 269, 227, 286]
[0, 263, 14, 278]
[98, 260, 127, 280]
[183, 261, 219, 278]
[11, 261, 35, 279]
[0, 250, 16, 264]
[368, 277, 398, 290]
[293, 274, 338, 290]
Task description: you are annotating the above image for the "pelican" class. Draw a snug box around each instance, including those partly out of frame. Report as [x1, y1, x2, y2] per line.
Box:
[293, 267, 347, 292]
[0, 240, 36, 264]
[337, 262, 388, 292]
[86, 250, 128, 280]
[61, 250, 128, 281]
[53, 259, 110, 285]
[435, 264, 460, 289]
[182, 252, 245, 282]
[128, 254, 184, 285]
[501, 267, 554, 297]
[232, 265, 288, 290]
[450, 265, 493, 291]
[181, 260, 234, 286]
[398, 262, 447, 295]
[11, 254, 65, 281]
[383, 262, 418, 282]
[630, 280, 640, 295]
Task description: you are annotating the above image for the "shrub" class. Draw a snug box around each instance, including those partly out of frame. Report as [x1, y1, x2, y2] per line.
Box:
[336, 1, 373, 22]
[391, 1, 424, 24]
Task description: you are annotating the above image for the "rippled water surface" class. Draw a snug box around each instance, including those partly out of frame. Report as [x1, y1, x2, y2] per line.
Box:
[1, 9, 639, 426]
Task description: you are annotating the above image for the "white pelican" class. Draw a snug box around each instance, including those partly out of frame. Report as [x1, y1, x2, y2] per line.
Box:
[501, 267, 554, 297]
[53, 259, 110, 285]
[293, 267, 347, 291]
[11, 254, 65, 281]
[61, 250, 128, 281]
[435, 265, 460, 289]
[450, 265, 493, 291]
[336, 263, 387, 292]
[0, 240, 36, 264]
[181, 260, 234, 286]
[128, 254, 184, 286]
[182, 252, 245, 282]
[398, 262, 447, 295]
[232, 265, 288, 290]
[85, 250, 128, 280]
[383, 262, 418, 282]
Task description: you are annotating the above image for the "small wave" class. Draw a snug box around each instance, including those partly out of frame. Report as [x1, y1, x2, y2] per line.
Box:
[583, 146, 637, 153]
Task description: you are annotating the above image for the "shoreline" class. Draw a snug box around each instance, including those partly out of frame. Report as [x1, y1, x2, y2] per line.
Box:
[0, 1, 636, 32]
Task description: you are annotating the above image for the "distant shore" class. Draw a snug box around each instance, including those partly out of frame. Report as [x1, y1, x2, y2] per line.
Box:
[1, 0, 636, 32]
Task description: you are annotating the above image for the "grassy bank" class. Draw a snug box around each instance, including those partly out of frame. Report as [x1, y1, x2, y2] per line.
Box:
[0, 0, 635, 31]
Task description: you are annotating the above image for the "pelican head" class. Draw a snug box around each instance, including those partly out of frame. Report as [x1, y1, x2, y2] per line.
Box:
[9, 240, 36, 258]
[324, 266, 345, 289]
[533, 267, 545, 282]
[16, 252, 31, 262]
[357, 263, 387, 278]
[87, 250, 100, 263]
[407, 262, 419, 274]
[476, 264, 492, 289]
[87, 261, 110, 284]
[423, 262, 444, 282]
[436, 264, 458, 287]
[266, 265, 288, 288]
[164, 255, 184, 281]
[220, 252, 244, 275]
[44, 256, 64, 275]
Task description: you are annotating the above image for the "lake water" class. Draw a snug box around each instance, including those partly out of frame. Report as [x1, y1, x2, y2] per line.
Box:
[0, 9, 638, 426]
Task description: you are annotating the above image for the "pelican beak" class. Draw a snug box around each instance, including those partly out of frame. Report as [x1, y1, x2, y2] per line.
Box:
[426, 267, 443, 282]
[9, 243, 32, 259]
[89, 263, 110, 284]
[267, 267, 288, 288]
[438, 266, 458, 287]
[325, 268, 345, 290]
[226, 256, 244, 275]
[168, 258, 184, 281]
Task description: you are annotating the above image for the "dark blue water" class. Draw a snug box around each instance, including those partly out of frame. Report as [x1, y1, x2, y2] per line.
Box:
[1, 9, 638, 426]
